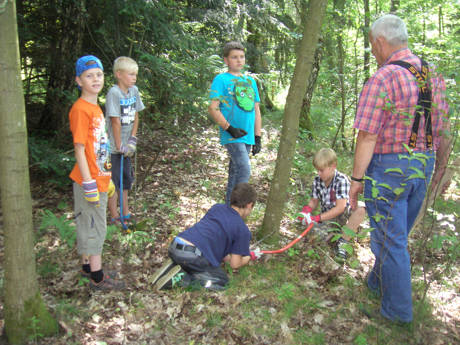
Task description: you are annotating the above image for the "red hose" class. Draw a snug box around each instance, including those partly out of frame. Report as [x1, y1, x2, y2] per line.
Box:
[260, 222, 314, 254]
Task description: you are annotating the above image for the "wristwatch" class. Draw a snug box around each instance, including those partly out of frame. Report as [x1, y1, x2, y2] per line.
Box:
[350, 176, 364, 183]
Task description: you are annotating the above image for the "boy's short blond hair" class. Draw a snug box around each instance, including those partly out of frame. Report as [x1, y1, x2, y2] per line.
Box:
[113, 56, 138, 75]
[313, 148, 337, 170]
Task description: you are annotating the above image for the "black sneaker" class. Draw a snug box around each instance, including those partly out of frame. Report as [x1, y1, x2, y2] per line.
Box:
[90, 275, 126, 291]
[192, 271, 228, 291]
[154, 265, 187, 290]
[150, 258, 175, 285]
[336, 237, 349, 261]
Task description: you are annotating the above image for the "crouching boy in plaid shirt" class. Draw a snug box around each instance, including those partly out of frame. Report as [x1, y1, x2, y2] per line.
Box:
[298, 148, 365, 260]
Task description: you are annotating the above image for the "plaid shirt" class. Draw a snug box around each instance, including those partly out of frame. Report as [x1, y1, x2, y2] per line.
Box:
[311, 170, 350, 213]
[354, 48, 449, 154]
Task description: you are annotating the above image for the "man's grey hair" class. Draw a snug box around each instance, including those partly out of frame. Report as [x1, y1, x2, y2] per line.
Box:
[370, 14, 408, 46]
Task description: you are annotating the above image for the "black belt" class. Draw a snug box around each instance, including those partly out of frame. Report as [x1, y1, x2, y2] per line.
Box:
[173, 241, 202, 256]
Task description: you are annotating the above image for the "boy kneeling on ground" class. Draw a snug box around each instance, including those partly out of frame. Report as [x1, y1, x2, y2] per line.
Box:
[298, 148, 366, 261]
[152, 183, 261, 291]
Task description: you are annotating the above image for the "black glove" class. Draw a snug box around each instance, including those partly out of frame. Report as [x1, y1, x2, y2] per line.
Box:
[226, 125, 247, 139]
[252, 135, 261, 155]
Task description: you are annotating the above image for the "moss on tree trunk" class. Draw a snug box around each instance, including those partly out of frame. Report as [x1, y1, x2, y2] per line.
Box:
[4, 292, 58, 344]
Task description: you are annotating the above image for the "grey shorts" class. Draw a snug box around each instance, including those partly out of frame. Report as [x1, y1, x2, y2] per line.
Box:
[73, 182, 108, 255]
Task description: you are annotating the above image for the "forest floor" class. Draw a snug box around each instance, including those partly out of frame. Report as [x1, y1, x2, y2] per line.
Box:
[0, 117, 459, 345]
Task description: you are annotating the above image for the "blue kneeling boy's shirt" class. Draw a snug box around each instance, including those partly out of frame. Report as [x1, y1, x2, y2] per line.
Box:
[209, 73, 260, 146]
[179, 204, 251, 267]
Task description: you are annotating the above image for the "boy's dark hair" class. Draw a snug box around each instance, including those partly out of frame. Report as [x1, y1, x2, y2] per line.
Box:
[223, 41, 245, 57]
[230, 183, 257, 208]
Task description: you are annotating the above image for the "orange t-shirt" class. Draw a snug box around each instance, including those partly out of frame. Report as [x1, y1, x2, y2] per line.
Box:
[69, 98, 111, 192]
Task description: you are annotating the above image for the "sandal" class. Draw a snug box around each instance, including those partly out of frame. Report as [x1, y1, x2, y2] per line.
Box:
[121, 214, 135, 225]
[108, 217, 120, 225]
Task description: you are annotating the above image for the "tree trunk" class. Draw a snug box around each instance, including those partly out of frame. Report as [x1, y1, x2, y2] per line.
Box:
[299, 41, 323, 138]
[363, 0, 370, 83]
[413, 156, 458, 229]
[260, 0, 327, 242]
[331, 0, 347, 150]
[0, 2, 58, 343]
[352, 27, 360, 152]
[438, 6, 443, 37]
[38, 0, 86, 137]
[247, 19, 274, 113]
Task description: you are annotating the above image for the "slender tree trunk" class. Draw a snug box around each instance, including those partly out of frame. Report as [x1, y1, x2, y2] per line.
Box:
[38, 0, 86, 137]
[414, 157, 459, 228]
[438, 6, 443, 37]
[247, 19, 274, 113]
[299, 0, 324, 139]
[0, 2, 58, 343]
[260, 0, 327, 242]
[352, 27, 360, 152]
[299, 42, 323, 138]
[363, 0, 370, 83]
[331, 0, 346, 150]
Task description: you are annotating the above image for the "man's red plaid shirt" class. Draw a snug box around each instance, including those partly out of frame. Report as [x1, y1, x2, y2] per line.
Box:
[354, 48, 449, 154]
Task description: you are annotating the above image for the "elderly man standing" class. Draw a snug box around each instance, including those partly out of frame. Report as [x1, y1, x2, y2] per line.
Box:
[349, 14, 450, 323]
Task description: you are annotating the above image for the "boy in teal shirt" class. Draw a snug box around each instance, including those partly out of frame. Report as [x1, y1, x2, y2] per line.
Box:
[208, 41, 262, 204]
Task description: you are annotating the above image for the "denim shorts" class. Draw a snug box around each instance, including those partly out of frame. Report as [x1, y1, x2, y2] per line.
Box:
[111, 153, 134, 190]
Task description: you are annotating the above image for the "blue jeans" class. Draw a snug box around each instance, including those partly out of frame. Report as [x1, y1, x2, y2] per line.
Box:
[225, 143, 251, 204]
[364, 151, 434, 323]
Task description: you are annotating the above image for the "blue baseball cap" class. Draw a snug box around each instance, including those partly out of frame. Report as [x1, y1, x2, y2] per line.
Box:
[75, 55, 103, 76]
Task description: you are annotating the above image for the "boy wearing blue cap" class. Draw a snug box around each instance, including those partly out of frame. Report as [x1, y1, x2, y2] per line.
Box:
[69, 55, 125, 290]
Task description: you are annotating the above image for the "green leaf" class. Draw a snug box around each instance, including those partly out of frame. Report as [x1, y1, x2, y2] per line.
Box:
[372, 213, 385, 223]
[393, 188, 405, 195]
[384, 168, 404, 175]
[343, 227, 356, 238]
[414, 157, 427, 167]
[349, 260, 360, 269]
[330, 234, 341, 243]
[402, 143, 413, 154]
[372, 187, 379, 198]
[377, 183, 392, 190]
[407, 167, 425, 180]
[354, 333, 368, 345]
[343, 243, 354, 255]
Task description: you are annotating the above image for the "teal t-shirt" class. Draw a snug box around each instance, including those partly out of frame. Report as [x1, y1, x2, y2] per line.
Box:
[209, 73, 260, 146]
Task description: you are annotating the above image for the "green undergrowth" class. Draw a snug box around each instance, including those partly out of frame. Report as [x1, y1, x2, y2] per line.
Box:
[157, 249, 446, 345]
[28, 108, 459, 344]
